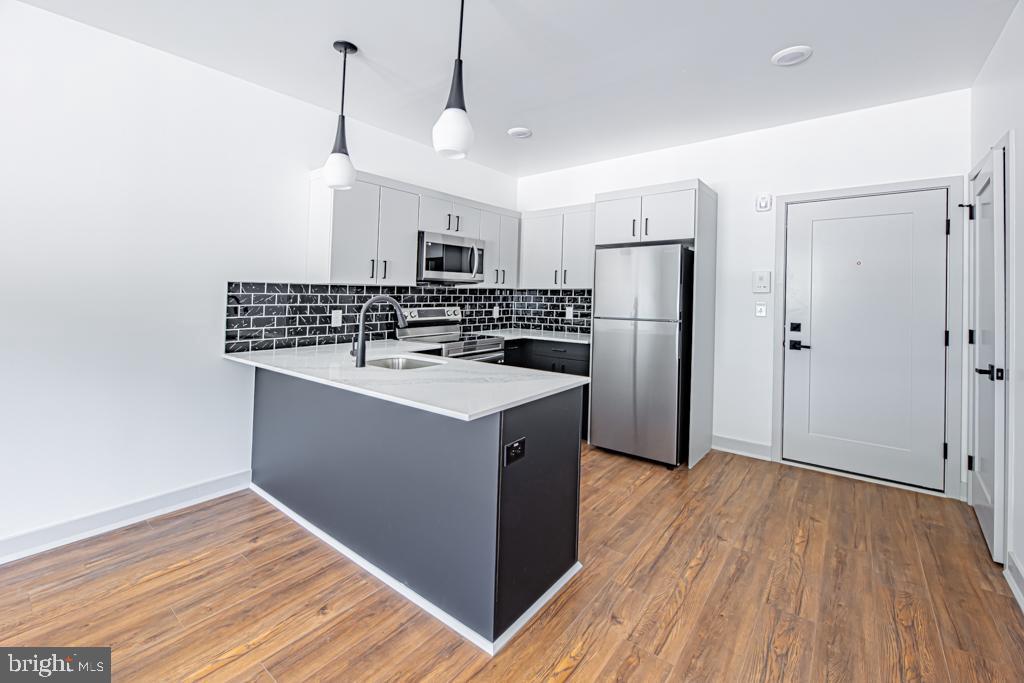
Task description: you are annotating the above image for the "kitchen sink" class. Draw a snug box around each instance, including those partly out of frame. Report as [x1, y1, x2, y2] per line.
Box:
[365, 356, 445, 370]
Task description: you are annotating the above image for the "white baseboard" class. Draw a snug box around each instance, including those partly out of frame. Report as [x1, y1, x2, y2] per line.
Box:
[0, 470, 252, 567]
[711, 435, 772, 461]
[1006, 551, 1024, 615]
[250, 482, 581, 656]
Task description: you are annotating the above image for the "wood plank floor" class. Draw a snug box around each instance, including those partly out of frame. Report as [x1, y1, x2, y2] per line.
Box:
[2, 445, 1023, 681]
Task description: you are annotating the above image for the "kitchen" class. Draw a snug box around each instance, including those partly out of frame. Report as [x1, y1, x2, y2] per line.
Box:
[3, 0, 1024, 679]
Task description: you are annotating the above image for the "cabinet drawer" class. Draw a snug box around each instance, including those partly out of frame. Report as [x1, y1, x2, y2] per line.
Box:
[529, 340, 590, 363]
[537, 357, 589, 376]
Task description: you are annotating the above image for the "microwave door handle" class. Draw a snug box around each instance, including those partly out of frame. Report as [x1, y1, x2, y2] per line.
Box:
[470, 246, 479, 277]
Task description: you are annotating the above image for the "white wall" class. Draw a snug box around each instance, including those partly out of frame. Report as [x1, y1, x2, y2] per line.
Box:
[518, 90, 971, 451]
[972, 1, 1024, 582]
[0, 0, 516, 542]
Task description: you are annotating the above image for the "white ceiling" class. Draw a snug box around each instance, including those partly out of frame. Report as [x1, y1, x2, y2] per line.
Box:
[22, 0, 1017, 176]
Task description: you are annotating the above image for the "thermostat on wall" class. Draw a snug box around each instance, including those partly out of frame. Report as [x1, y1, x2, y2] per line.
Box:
[752, 270, 772, 293]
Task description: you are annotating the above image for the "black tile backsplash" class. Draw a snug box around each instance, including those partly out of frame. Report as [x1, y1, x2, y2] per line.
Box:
[224, 283, 592, 353]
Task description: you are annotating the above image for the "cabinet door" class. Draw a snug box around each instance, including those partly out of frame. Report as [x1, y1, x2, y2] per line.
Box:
[561, 209, 595, 289]
[519, 214, 564, 289]
[594, 196, 641, 245]
[329, 181, 381, 285]
[641, 189, 696, 241]
[498, 214, 520, 288]
[376, 187, 420, 286]
[476, 211, 502, 287]
[452, 202, 481, 239]
[418, 195, 454, 233]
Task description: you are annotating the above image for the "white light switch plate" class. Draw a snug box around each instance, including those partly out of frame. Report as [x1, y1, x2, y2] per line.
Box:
[331, 310, 344, 327]
[755, 301, 768, 318]
[755, 192, 773, 212]
[752, 270, 772, 293]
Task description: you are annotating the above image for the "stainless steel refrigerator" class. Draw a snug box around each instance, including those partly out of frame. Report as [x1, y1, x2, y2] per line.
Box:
[589, 243, 694, 466]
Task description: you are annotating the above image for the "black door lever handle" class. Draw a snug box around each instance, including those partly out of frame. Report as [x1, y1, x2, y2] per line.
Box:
[976, 364, 995, 380]
[788, 340, 811, 350]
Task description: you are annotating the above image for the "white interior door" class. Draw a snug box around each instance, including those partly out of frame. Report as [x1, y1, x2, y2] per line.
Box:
[783, 190, 948, 489]
[969, 148, 1007, 563]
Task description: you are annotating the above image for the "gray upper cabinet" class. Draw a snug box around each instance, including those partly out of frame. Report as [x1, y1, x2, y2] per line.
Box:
[595, 196, 641, 245]
[376, 187, 420, 286]
[520, 207, 593, 290]
[328, 181, 381, 285]
[498, 214, 520, 288]
[307, 175, 420, 285]
[519, 214, 564, 289]
[473, 211, 520, 288]
[418, 195, 480, 238]
[641, 189, 696, 241]
[452, 202, 481, 239]
[560, 209, 595, 289]
[594, 188, 695, 245]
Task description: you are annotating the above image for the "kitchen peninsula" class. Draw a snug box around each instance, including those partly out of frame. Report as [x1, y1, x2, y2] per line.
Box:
[225, 340, 588, 654]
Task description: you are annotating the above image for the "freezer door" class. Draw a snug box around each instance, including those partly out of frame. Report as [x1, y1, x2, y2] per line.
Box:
[589, 318, 681, 464]
[593, 244, 682, 320]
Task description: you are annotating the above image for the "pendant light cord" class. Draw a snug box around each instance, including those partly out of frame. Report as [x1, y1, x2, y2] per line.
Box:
[457, 0, 465, 60]
[340, 49, 348, 115]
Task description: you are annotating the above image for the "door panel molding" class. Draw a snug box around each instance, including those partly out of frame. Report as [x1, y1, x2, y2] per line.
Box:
[772, 177, 965, 497]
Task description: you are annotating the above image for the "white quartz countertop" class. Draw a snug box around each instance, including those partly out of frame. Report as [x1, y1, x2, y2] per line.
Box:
[224, 340, 589, 422]
[486, 328, 591, 345]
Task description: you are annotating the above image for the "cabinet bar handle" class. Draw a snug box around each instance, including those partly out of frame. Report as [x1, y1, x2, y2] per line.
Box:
[563, 269, 567, 284]
[554, 269, 559, 285]
[455, 215, 461, 232]
[501, 269, 506, 284]
[632, 219, 637, 237]
[382, 260, 388, 279]
[495, 268, 499, 283]
[644, 217, 649, 235]
[446, 213, 452, 230]
[370, 259, 376, 278]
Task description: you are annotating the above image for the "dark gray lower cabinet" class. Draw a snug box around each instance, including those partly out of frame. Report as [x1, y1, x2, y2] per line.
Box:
[503, 339, 590, 438]
[251, 369, 581, 643]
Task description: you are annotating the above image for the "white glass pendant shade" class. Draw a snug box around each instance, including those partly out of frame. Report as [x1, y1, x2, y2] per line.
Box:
[323, 151, 356, 190]
[432, 107, 474, 160]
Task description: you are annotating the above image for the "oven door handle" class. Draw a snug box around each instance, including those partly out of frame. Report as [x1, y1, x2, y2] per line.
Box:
[454, 350, 505, 363]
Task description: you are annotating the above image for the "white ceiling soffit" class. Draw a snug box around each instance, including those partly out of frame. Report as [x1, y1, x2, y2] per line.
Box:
[20, 0, 1017, 176]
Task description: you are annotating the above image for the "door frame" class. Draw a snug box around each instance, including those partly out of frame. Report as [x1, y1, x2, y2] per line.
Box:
[771, 177, 966, 497]
[969, 132, 1014, 562]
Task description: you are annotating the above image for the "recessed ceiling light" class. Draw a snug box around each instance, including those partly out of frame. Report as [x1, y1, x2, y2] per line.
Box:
[771, 45, 813, 67]
[507, 126, 533, 139]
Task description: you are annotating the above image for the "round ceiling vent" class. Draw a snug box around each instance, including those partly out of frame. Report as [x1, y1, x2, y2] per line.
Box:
[771, 45, 814, 67]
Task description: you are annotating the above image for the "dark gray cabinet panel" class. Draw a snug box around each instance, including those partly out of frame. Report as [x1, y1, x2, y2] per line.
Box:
[251, 369, 501, 639]
[494, 387, 582, 636]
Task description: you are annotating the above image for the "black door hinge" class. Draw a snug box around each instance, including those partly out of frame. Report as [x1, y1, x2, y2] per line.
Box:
[958, 203, 976, 220]
[943, 443, 948, 460]
[967, 454, 975, 471]
[968, 329, 975, 345]
[945, 330, 950, 347]
[946, 218, 951, 235]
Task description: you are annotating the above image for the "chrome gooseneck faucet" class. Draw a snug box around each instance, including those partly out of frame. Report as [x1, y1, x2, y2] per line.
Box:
[352, 295, 408, 367]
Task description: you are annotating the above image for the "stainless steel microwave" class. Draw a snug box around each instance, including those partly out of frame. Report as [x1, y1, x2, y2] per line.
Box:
[417, 231, 485, 283]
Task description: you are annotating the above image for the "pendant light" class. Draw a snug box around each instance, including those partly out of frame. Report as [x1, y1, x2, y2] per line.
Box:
[432, 0, 474, 159]
[323, 40, 358, 190]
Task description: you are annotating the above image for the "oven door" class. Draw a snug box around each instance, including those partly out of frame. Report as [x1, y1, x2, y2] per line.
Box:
[417, 231, 485, 283]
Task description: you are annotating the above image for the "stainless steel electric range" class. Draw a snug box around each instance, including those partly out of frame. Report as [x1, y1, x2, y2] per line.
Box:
[396, 307, 505, 363]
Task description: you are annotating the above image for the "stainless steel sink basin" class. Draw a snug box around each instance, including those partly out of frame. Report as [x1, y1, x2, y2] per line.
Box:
[365, 356, 444, 370]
